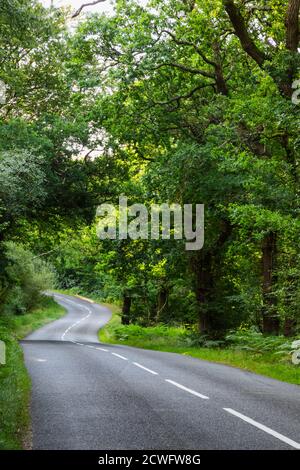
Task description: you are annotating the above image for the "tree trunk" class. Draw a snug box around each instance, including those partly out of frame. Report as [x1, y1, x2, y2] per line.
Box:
[261, 232, 280, 334]
[283, 0, 300, 96]
[194, 251, 213, 334]
[156, 286, 168, 322]
[121, 294, 131, 325]
[223, 0, 299, 98]
[223, 0, 267, 67]
[192, 219, 232, 334]
[212, 41, 229, 96]
[283, 317, 297, 337]
[285, 0, 300, 52]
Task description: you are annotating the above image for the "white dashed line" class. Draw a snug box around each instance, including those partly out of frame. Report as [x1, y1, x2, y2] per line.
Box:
[56, 297, 111, 356]
[112, 353, 128, 361]
[55, 293, 300, 451]
[224, 408, 300, 450]
[133, 362, 158, 375]
[165, 379, 209, 399]
[59, 299, 92, 342]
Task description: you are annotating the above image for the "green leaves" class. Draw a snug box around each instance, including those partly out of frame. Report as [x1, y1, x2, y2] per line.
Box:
[0, 150, 46, 218]
[0, 0, 299, 336]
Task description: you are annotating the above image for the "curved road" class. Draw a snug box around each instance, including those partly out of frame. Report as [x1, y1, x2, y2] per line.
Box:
[21, 293, 300, 450]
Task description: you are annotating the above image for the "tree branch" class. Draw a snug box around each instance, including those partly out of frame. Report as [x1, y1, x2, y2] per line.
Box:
[133, 146, 154, 162]
[223, 0, 267, 67]
[160, 29, 217, 67]
[158, 30, 228, 95]
[153, 83, 214, 107]
[154, 62, 214, 78]
[71, 0, 106, 18]
[285, 0, 300, 51]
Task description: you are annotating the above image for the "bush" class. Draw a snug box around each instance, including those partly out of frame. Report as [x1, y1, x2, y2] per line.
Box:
[225, 326, 299, 360]
[1, 242, 56, 315]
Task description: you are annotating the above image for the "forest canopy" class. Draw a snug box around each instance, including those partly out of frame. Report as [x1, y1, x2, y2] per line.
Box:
[0, 0, 300, 338]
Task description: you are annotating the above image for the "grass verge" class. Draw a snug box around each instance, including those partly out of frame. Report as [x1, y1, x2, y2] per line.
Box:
[51, 290, 300, 385]
[98, 303, 300, 386]
[0, 296, 65, 449]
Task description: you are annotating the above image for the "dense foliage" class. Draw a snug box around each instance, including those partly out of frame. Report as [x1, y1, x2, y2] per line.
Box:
[0, 0, 300, 339]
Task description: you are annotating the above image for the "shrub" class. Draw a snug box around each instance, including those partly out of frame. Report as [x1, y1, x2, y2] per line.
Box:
[225, 326, 299, 360]
[1, 242, 56, 315]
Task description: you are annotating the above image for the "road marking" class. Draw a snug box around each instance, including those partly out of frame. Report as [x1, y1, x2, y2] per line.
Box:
[60, 302, 92, 341]
[56, 297, 111, 355]
[224, 408, 300, 450]
[165, 379, 209, 399]
[133, 362, 158, 375]
[112, 352, 128, 360]
[56, 296, 111, 354]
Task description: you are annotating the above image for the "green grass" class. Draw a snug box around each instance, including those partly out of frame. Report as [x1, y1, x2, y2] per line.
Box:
[0, 296, 65, 449]
[53, 289, 300, 385]
[98, 303, 300, 386]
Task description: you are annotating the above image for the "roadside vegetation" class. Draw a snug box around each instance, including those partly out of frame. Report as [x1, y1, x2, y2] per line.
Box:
[98, 301, 300, 386]
[1, 0, 300, 449]
[56, 286, 300, 385]
[0, 241, 64, 449]
[0, 296, 65, 450]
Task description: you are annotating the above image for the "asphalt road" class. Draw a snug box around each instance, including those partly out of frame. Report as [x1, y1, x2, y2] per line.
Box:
[21, 293, 300, 450]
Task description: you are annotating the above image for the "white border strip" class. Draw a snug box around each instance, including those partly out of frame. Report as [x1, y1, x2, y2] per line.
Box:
[133, 362, 158, 375]
[165, 379, 209, 399]
[224, 408, 300, 449]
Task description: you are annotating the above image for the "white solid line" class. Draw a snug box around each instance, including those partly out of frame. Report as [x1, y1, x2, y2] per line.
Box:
[224, 408, 300, 450]
[133, 362, 158, 375]
[112, 353, 128, 361]
[165, 379, 209, 399]
[97, 347, 108, 352]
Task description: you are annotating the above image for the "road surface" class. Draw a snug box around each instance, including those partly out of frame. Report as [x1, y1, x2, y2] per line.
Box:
[21, 293, 300, 450]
